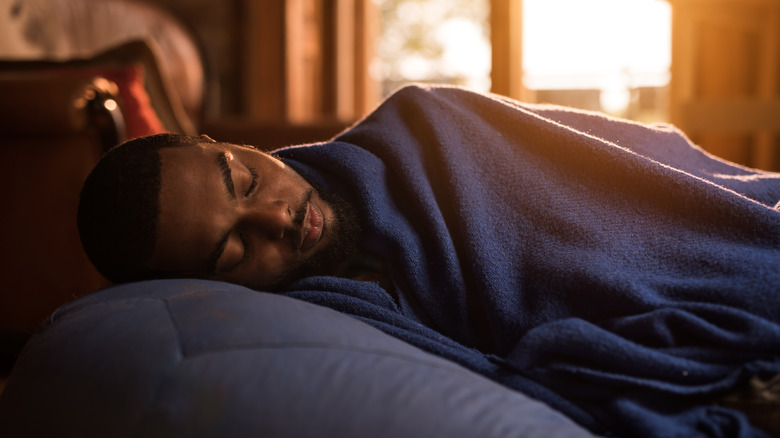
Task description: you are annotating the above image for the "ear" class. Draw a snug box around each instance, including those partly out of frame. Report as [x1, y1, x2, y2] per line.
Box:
[199, 134, 217, 143]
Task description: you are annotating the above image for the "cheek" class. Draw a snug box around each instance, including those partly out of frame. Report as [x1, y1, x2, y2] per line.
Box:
[275, 160, 312, 192]
[218, 238, 245, 271]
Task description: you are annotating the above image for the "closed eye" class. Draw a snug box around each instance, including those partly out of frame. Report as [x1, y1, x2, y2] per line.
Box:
[245, 167, 258, 197]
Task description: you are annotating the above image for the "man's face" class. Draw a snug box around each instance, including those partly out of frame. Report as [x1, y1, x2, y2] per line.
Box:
[145, 140, 356, 290]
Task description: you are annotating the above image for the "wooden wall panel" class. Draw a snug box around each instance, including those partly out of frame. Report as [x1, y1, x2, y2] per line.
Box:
[670, 0, 780, 170]
[243, 0, 287, 120]
[490, 0, 527, 101]
[241, 0, 378, 124]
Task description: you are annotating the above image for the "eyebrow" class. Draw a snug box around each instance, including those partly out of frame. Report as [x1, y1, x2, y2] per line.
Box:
[217, 152, 236, 199]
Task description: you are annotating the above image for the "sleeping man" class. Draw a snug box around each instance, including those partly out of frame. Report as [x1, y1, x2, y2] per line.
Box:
[78, 85, 780, 438]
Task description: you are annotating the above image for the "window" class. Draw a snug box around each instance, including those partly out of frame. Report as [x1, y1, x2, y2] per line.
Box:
[376, 0, 671, 121]
[523, 0, 671, 121]
[375, 0, 491, 96]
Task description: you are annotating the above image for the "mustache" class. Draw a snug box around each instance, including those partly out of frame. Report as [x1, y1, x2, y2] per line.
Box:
[287, 189, 314, 251]
[292, 189, 313, 228]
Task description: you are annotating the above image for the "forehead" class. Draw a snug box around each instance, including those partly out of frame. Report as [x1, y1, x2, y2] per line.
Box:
[145, 142, 229, 274]
[164, 141, 220, 166]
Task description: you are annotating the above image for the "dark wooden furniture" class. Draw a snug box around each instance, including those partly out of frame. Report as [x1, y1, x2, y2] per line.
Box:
[0, 39, 202, 379]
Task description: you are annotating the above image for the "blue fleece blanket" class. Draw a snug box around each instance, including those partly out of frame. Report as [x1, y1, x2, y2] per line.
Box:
[276, 85, 780, 437]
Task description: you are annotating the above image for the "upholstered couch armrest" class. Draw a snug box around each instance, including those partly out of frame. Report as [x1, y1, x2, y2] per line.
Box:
[0, 279, 596, 438]
[0, 72, 125, 148]
[0, 39, 197, 139]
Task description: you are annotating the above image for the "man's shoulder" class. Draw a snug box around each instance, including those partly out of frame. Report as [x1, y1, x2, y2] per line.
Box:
[382, 83, 525, 116]
[386, 83, 479, 99]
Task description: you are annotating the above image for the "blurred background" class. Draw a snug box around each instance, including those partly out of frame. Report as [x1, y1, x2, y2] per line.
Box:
[2, 0, 778, 164]
[0, 0, 778, 387]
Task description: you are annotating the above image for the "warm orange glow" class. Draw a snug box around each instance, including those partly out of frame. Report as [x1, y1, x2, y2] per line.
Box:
[378, 0, 672, 118]
[523, 0, 671, 91]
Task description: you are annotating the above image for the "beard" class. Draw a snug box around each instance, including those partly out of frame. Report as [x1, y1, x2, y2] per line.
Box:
[271, 181, 362, 290]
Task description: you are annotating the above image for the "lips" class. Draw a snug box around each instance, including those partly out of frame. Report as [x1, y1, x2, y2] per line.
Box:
[300, 202, 324, 252]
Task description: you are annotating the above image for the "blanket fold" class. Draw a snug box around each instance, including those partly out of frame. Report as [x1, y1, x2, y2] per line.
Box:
[277, 84, 780, 437]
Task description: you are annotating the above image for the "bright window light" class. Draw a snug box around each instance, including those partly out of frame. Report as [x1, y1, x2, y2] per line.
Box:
[523, 0, 671, 91]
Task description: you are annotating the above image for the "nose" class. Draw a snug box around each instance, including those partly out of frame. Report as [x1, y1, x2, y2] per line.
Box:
[241, 200, 291, 240]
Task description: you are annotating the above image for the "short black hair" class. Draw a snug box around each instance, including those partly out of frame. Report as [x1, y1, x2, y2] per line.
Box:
[77, 133, 202, 284]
